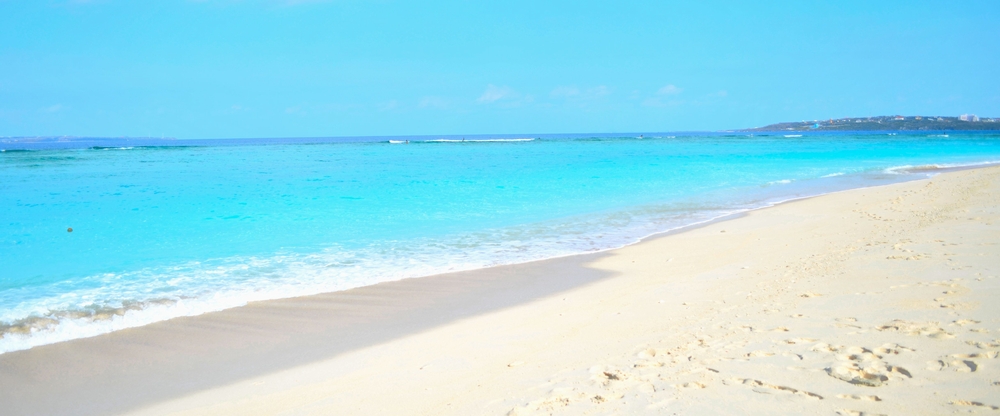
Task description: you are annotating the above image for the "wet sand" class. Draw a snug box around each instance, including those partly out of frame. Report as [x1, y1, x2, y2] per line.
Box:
[2, 166, 999, 415]
[0, 254, 612, 415]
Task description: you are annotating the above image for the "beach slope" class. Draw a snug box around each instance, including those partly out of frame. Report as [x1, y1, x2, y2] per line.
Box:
[4, 167, 999, 415]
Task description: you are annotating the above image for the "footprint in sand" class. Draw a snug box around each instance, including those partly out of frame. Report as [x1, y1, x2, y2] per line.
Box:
[876, 320, 955, 339]
[811, 342, 844, 353]
[966, 339, 1000, 349]
[828, 366, 887, 387]
[926, 359, 980, 372]
[591, 367, 629, 386]
[726, 378, 823, 399]
[836, 410, 887, 416]
[781, 337, 819, 345]
[872, 343, 915, 355]
[743, 350, 775, 358]
[836, 394, 882, 401]
[672, 381, 706, 389]
[950, 400, 1000, 410]
[950, 351, 998, 360]
[507, 392, 581, 416]
[824, 345, 912, 386]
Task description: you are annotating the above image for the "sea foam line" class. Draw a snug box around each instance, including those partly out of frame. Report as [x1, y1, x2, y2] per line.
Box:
[425, 138, 535, 143]
[883, 160, 1000, 174]
[2, 161, 996, 354]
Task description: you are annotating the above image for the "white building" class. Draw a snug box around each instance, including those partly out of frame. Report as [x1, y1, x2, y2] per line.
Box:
[959, 114, 980, 122]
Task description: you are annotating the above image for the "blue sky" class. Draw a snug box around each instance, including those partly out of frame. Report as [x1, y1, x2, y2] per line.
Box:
[1, 0, 997, 139]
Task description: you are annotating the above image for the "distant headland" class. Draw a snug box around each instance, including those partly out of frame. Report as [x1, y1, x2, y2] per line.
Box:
[744, 115, 1000, 132]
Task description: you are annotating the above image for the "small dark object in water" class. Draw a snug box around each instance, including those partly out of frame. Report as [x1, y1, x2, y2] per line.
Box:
[67, 227, 73, 233]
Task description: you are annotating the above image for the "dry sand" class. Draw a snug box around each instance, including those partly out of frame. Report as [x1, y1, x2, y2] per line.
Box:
[3, 166, 999, 415]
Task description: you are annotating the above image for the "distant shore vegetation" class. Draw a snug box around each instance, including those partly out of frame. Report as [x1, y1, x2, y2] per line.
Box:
[745, 115, 1000, 131]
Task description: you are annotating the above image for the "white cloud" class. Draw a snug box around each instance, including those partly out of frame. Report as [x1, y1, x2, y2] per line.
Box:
[657, 84, 682, 95]
[379, 100, 400, 111]
[225, 104, 248, 114]
[419, 96, 449, 109]
[642, 97, 684, 108]
[42, 104, 64, 113]
[551, 86, 580, 98]
[551, 85, 611, 100]
[591, 85, 611, 97]
[477, 84, 515, 104]
[276, 0, 330, 5]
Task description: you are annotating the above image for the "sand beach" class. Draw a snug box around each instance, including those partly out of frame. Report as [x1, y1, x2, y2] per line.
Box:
[2, 166, 998, 415]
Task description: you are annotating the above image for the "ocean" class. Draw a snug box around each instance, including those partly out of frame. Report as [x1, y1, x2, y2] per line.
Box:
[2, 132, 999, 353]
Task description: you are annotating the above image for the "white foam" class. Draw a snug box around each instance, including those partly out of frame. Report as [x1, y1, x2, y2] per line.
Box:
[883, 160, 1000, 174]
[4, 159, 999, 354]
[425, 138, 534, 143]
[0, 202, 739, 354]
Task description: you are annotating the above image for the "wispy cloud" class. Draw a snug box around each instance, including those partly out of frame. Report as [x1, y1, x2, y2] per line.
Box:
[283, 102, 361, 115]
[657, 84, 682, 95]
[187, 0, 331, 5]
[273, 0, 333, 6]
[642, 97, 684, 108]
[379, 100, 400, 111]
[477, 84, 515, 104]
[42, 104, 64, 113]
[419, 96, 450, 109]
[709, 90, 728, 98]
[65, 0, 109, 5]
[552, 85, 612, 100]
[225, 104, 249, 114]
[550, 86, 580, 98]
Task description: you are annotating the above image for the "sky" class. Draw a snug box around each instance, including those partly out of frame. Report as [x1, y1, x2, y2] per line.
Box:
[1, 0, 998, 139]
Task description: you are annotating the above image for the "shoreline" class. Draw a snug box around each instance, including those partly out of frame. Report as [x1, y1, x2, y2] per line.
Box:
[4, 160, 998, 355]
[1, 166, 999, 415]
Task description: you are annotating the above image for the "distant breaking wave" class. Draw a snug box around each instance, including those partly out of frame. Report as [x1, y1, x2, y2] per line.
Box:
[0, 201, 741, 353]
[387, 138, 535, 144]
[425, 138, 535, 143]
[883, 160, 1000, 174]
[3, 133, 1000, 354]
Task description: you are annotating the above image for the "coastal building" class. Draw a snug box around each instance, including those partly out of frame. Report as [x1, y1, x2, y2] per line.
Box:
[893, 115, 905, 121]
[959, 114, 980, 122]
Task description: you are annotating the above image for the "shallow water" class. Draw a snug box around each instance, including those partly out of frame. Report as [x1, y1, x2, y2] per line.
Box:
[2, 132, 999, 352]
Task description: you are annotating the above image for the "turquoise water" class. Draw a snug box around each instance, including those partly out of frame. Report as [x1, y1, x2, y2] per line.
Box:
[2, 133, 999, 352]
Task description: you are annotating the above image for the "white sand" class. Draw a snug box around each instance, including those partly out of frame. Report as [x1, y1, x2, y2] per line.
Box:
[121, 166, 1000, 415]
